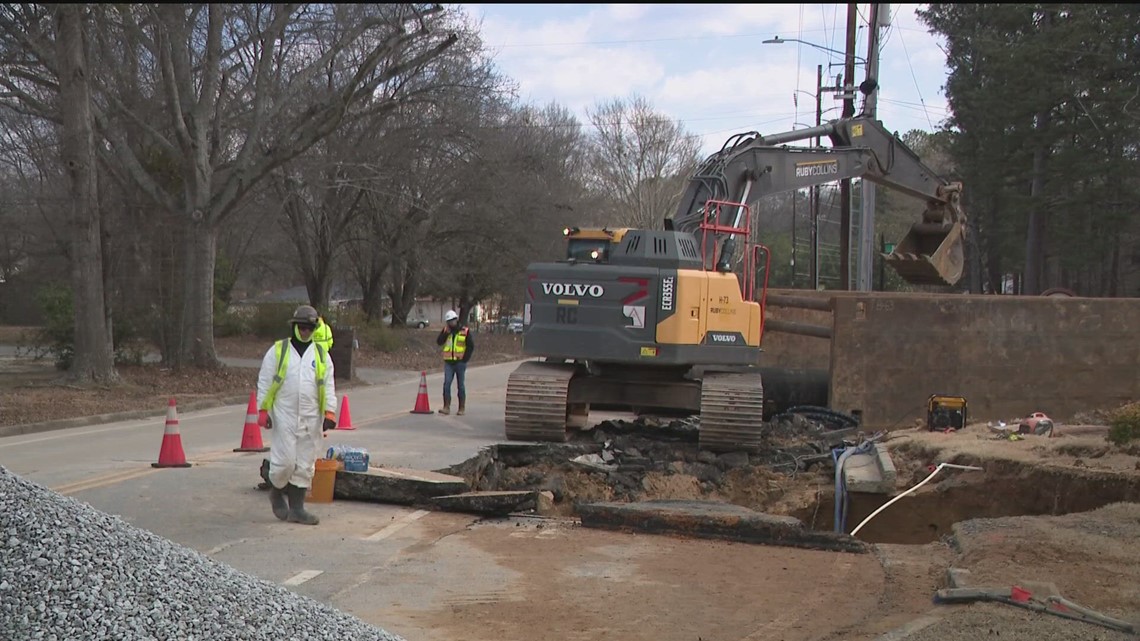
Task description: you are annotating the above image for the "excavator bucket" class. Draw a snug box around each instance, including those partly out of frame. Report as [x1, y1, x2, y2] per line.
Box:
[884, 221, 966, 287]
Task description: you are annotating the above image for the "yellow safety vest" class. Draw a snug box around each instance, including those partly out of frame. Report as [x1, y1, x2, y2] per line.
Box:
[442, 328, 468, 361]
[260, 339, 329, 415]
[313, 319, 334, 353]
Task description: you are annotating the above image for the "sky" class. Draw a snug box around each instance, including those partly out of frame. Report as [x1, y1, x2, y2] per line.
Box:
[457, 3, 951, 156]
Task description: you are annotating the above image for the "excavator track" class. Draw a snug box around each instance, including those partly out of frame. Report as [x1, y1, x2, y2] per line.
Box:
[504, 361, 577, 443]
[698, 371, 765, 452]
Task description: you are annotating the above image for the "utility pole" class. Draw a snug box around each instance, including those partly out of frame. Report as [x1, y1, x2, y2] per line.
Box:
[857, 3, 887, 291]
[811, 63, 822, 290]
[839, 2, 858, 290]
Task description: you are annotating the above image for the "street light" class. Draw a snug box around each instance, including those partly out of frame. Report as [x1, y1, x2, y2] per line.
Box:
[762, 36, 867, 65]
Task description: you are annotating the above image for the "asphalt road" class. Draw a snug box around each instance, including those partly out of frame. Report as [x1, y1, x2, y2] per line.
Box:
[0, 360, 529, 635]
[0, 355, 915, 641]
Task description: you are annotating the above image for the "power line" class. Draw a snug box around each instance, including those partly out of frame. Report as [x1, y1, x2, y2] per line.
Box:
[485, 27, 841, 49]
[894, 21, 937, 130]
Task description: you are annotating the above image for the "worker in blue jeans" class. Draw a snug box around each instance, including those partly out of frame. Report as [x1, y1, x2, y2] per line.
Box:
[436, 309, 475, 415]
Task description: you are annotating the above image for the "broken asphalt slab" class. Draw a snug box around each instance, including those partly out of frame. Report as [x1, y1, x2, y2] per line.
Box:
[577, 499, 869, 553]
[429, 490, 555, 516]
[333, 466, 470, 506]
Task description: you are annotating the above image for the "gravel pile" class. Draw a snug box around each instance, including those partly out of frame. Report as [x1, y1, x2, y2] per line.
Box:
[0, 466, 405, 641]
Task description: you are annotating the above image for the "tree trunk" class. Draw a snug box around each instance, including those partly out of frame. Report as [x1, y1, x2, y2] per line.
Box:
[57, 4, 118, 384]
[180, 218, 220, 368]
[358, 259, 387, 322]
[1023, 109, 1050, 296]
[305, 268, 330, 314]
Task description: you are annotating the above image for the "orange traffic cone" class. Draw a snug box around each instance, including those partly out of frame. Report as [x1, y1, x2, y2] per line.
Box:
[410, 371, 433, 415]
[335, 395, 355, 431]
[234, 391, 270, 452]
[152, 398, 192, 468]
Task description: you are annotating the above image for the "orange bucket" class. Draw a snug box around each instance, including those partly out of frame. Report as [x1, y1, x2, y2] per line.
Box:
[306, 458, 340, 503]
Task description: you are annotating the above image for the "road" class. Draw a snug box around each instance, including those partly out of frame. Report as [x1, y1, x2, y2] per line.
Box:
[0, 359, 909, 641]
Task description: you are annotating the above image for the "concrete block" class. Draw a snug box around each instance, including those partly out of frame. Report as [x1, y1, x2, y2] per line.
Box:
[577, 499, 868, 554]
[334, 467, 469, 506]
[536, 490, 556, 515]
[844, 452, 892, 494]
[945, 567, 972, 588]
[875, 443, 898, 486]
[430, 490, 540, 516]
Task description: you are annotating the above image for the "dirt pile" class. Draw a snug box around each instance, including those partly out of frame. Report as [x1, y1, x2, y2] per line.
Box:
[439, 413, 865, 518]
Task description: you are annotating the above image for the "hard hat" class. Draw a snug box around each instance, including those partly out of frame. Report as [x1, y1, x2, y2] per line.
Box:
[443, 310, 459, 322]
[289, 305, 319, 325]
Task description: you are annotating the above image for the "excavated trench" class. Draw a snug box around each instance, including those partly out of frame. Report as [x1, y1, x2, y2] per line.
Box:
[439, 417, 1140, 546]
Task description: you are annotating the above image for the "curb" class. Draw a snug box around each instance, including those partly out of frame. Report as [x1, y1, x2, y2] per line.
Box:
[0, 394, 250, 439]
[0, 358, 530, 441]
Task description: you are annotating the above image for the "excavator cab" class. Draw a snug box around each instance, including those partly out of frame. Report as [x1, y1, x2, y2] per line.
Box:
[563, 227, 628, 263]
[883, 183, 968, 287]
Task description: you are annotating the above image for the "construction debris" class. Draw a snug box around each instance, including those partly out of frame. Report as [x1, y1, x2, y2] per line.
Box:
[332, 467, 468, 506]
[577, 499, 869, 553]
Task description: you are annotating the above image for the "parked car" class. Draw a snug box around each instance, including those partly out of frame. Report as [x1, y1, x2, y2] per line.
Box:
[507, 317, 524, 334]
[382, 314, 430, 329]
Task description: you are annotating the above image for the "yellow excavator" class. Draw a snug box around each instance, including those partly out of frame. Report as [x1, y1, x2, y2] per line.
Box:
[505, 114, 966, 452]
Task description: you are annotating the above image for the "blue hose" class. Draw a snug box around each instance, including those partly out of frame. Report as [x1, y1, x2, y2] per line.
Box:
[833, 437, 881, 533]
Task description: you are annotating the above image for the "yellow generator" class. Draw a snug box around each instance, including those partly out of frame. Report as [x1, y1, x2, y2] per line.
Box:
[927, 395, 968, 431]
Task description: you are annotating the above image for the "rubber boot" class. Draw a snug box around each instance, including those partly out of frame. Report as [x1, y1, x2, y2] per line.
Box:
[285, 484, 320, 525]
[457, 399, 465, 416]
[258, 458, 271, 491]
[439, 400, 451, 415]
[269, 484, 289, 521]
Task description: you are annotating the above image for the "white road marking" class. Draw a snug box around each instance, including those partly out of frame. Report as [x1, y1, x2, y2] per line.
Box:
[364, 509, 430, 541]
[282, 570, 324, 586]
[203, 538, 253, 556]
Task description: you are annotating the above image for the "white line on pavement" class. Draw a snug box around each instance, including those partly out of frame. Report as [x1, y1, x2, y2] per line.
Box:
[363, 509, 430, 541]
[282, 570, 324, 586]
[203, 538, 254, 556]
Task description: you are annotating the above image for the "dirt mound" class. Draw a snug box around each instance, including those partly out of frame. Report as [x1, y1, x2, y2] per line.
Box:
[949, 502, 1140, 617]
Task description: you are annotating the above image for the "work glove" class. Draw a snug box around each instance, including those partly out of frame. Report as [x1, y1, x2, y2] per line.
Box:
[323, 411, 337, 432]
[258, 409, 272, 430]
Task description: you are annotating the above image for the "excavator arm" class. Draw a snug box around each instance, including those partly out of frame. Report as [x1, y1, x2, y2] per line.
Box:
[670, 115, 966, 287]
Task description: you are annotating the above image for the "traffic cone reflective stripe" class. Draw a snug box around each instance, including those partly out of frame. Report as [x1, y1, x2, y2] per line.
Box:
[410, 371, 434, 414]
[235, 391, 270, 452]
[335, 395, 355, 430]
[153, 398, 192, 468]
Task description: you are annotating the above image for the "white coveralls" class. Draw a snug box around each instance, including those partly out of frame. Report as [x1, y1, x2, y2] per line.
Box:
[256, 340, 336, 489]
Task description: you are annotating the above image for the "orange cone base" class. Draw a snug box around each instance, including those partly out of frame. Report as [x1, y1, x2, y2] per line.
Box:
[234, 421, 270, 452]
[153, 434, 192, 468]
[336, 396, 356, 430]
[411, 372, 434, 414]
[235, 391, 270, 451]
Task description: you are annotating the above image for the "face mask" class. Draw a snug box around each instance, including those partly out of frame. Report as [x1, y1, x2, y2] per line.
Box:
[294, 325, 314, 342]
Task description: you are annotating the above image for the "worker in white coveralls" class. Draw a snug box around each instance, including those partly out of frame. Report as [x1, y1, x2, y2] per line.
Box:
[256, 305, 337, 525]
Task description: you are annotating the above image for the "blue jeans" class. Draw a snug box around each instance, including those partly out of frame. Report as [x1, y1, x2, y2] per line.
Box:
[443, 361, 467, 404]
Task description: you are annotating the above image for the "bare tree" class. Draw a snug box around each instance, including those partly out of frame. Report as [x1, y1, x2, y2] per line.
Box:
[57, 6, 117, 382]
[270, 142, 366, 311]
[338, 32, 508, 327]
[586, 94, 702, 231]
[1, 4, 461, 366]
[427, 102, 594, 322]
